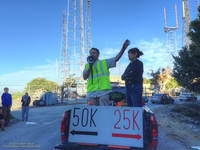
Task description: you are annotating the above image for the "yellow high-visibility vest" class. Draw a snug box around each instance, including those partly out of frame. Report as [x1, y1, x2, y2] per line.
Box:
[85, 60, 111, 92]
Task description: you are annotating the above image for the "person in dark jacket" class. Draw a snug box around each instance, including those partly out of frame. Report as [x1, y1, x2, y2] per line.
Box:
[122, 48, 144, 107]
[21, 92, 31, 121]
[1, 87, 12, 126]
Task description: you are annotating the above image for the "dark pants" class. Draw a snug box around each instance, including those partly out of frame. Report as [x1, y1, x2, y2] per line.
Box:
[126, 83, 143, 107]
[2, 106, 11, 125]
[22, 106, 29, 121]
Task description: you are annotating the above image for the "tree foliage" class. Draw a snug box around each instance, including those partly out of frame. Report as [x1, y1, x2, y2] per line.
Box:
[12, 92, 24, 100]
[25, 78, 58, 94]
[143, 78, 151, 84]
[150, 67, 179, 92]
[165, 78, 180, 90]
[173, 7, 200, 93]
[150, 69, 161, 91]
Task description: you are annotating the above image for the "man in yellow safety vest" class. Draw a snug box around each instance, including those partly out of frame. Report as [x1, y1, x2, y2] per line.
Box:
[83, 40, 130, 105]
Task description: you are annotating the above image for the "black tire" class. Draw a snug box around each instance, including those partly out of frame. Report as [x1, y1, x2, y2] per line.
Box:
[33, 100, 39, 106]
[144, 147, 157, 150]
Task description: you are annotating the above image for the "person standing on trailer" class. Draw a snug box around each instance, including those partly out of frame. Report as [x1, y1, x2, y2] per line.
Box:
[122, 48, 144, 107]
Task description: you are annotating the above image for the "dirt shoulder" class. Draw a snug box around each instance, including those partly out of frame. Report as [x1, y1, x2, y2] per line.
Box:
[152, 103, 200, 149]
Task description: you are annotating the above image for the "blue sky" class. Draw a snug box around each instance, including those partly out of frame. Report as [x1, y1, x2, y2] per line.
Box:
[0, 0, 198, 92]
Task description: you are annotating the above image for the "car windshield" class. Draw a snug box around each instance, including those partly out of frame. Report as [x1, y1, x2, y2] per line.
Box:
[153, 94, 164, 97]
[180, 93, 192, 97]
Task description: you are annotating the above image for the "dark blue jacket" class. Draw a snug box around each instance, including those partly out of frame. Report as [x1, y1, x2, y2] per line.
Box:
[1, 93, 12, 106]
[122, 59, 143, 85]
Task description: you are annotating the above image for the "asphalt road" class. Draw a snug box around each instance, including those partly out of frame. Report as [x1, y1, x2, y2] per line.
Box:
[0, 106, 68, 150]
[0, 104, 192, 150]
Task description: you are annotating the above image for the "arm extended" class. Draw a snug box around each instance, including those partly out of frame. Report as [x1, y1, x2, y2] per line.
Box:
[115, 40, 130, 62]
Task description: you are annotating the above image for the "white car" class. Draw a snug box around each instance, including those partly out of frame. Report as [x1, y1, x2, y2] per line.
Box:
[178, 93, 197, 102]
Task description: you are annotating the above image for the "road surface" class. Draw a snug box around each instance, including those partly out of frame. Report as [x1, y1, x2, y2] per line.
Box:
[0, 104, 193, 150]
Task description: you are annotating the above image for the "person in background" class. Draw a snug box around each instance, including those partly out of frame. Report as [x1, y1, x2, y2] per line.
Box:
[1, 87, 12, 126]
[122, 48, 144, 107]
[0, 107, 5, 131]
[21, 92, 31, 122]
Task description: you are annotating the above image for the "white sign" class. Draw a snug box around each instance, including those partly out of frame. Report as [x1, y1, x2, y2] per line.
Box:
[68, 106, 144, 148]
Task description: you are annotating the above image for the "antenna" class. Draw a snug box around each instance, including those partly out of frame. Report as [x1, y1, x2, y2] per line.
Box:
[175, 4, 179, 28]
[163, 4, 179, 60]
[164, 8, 167, 29]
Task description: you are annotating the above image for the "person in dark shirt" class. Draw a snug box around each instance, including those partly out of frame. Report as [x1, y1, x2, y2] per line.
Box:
[21, 92, 31, 122]
[1, 87, 12, 126]
[122, 48, 144, 107]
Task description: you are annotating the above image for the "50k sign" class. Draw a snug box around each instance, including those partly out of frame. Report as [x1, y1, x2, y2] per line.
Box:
[69, 106, 144, 148]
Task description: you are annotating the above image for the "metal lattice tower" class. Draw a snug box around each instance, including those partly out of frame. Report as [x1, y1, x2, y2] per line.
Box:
[73, 0, 77, 58]
[79, 0, 92, 71]
[79, 0, 85, 72]
[86, 0, 92, 53]
[59, 0, 92, 83]
[163, 4, 179, 58]
[182, 0, 191, 48]
[59, 9, 70, 83]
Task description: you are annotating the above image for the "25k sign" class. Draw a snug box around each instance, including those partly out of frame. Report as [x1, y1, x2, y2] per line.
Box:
[68, 106, 143, 148]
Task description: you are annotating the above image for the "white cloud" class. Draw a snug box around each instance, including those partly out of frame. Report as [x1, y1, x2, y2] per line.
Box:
[0, 62, 58, 92]
[99, 38, 175, 78]
[101, 48, 119, 59]
[139, 38, 174, 76]
[0, 38, 177, 92]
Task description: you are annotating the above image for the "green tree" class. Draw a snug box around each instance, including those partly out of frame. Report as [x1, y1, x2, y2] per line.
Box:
[12, 91, 24, 100]
[165, 78, 180, 90]
[173, 7, 200, 93]
[150, 69, 161, 91]
[143, 78, 151, 84]
[150, 67, 179, 92]
[25, 78, 58, 94]
[12, 91, 24, 110]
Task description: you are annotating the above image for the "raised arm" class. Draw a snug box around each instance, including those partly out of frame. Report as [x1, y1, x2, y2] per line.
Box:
[115, 40, 130, 62]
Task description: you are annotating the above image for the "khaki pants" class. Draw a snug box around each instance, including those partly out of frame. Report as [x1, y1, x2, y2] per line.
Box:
[87, 94, 111, 106]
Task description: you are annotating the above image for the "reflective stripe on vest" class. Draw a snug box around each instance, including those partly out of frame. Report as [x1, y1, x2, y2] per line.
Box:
[85, 60, 111, 92]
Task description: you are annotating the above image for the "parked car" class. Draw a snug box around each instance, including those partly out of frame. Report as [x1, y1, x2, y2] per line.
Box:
[33, 99, 46, 106]
[143, 96, 149, 104]
[178, 93, 197, 102]
[151, 94, 174, 104]
[55, 87, 158, 150]
[111, 86, 148, 105]
[33, 92, 58, 107]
